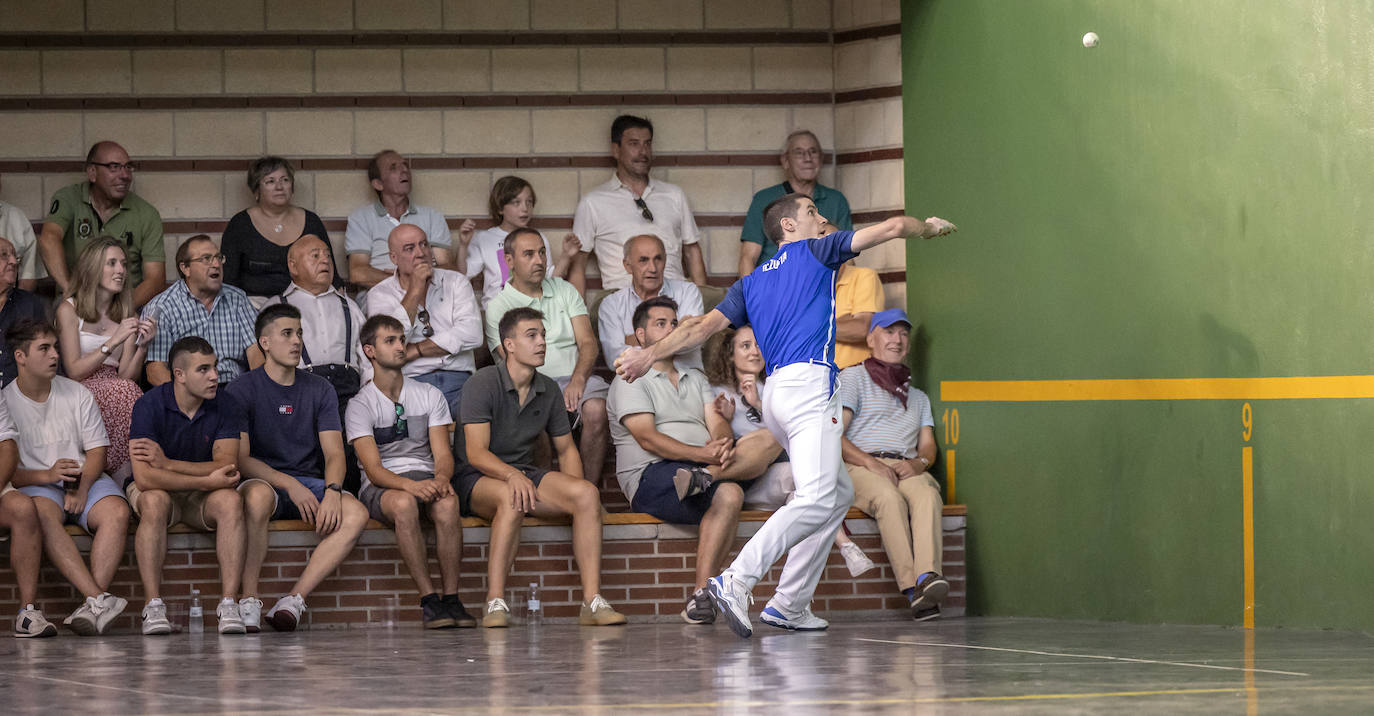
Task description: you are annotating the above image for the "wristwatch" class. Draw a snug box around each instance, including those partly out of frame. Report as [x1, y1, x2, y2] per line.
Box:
[99, 344, 112, 356]
[325, 483, 343, 493]
[916, 455, 930, 468]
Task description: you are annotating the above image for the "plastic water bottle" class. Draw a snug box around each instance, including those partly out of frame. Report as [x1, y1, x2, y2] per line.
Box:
[188, 587, 203, 634]
[526, 582, 542, 626]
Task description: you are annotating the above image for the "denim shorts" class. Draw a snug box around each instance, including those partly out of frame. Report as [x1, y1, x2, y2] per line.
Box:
[270, 476, 327, 521]
[21, 474, 126, 533]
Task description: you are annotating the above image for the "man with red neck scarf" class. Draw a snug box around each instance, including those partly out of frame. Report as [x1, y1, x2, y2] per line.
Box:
[838, 308, 948, 622]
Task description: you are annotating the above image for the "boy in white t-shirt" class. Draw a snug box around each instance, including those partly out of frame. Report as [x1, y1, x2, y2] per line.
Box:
[462, 176, 583, 307]
[3, 319, 130, 635]
[345, 314, 474, 629]
[0, 391, 58, 637]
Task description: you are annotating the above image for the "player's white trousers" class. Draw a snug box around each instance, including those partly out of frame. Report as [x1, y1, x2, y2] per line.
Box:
[723, 362, 854, 614]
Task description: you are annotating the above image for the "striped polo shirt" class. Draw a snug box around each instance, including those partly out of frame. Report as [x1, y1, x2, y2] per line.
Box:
[838, 362, 934, 458]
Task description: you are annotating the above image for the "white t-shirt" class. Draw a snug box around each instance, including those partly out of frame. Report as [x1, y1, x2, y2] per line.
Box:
[2, 376, 109, 475]
[464, 226, 552, 309]
[344, 379, 453, 492]
[573, 176, 701, 291]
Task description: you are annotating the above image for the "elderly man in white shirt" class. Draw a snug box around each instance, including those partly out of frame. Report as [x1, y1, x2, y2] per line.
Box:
[251, 235, 370, 401]
[571, 115, 705, 292]
[598, 234, 703, 371]
[367, 225, 483, 419]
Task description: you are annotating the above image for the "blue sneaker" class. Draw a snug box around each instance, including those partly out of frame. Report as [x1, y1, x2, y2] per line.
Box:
[706, 575, 753, 638]
[760, 604, 829, 631]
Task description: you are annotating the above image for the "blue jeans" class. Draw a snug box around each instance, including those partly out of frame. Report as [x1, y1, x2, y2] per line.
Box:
[413, 370, 471, 420]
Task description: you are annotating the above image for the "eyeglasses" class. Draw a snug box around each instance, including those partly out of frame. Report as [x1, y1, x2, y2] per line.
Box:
[633, 197, 654, 223]
[0, 251, 16, 264]
[744, 404, 762, 424]
[185, 253, 226, 266]
[788, 148, 821, 159]
[394, 402, 408, 434]
[87, 161, 138, 173]
[417, 307, 434, 338]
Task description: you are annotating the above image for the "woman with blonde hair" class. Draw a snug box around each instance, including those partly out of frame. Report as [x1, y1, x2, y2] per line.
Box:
[55, 236, 155, 477]
[705, 325, 875, 577]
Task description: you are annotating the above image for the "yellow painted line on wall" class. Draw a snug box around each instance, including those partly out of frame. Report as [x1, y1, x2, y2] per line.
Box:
[940, 375, 1374, 402]
[946, 449, 956, 503]
[1242, 445, 1255, 630]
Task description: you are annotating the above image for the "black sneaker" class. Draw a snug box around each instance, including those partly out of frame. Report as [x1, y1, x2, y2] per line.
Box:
[422, 594, 456, 630]
[913, 604, 941, 622]
[912, 573, 950, 611]
[442, 594, 477, 628]
[673, 467, 713, 501]
[680, 588, 715, 625]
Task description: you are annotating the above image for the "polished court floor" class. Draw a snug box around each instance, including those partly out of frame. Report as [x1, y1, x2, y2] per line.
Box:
[2, 616, 1372, 714]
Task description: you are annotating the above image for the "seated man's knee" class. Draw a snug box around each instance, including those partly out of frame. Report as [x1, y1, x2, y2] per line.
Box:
[99, 495, 132, 525]
[582, 399, 608, 428]
[205, 488, 243, 519]
[0, 491, 38, 529]
[430, 495, 461, 524]
[382, 490, 420, 525]
[571, 478, 601, 513]
[712, 482, 745, 509]
[138, 489, 173, 522]
[342, 496, 370, 530]
[240, 482, 276, 519]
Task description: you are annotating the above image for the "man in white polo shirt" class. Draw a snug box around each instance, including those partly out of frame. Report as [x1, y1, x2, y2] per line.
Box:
[345, 149, 466, 290]
[572, 115, 705, 291]
[598, 234, 703, 371]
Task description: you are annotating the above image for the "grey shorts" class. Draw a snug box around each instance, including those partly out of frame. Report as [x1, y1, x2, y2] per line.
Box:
[554, 373, 610, 412]
[359, 470, 436, 524]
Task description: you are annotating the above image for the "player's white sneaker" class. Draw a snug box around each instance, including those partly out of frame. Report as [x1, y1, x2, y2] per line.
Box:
[760, 603, 829, 631]
[706, 575, 753, 638]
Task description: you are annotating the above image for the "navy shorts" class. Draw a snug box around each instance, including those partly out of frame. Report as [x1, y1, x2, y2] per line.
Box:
[272, 476, 327, 520]
[454, 464, 549, 517]
[630, 460, 744, 525]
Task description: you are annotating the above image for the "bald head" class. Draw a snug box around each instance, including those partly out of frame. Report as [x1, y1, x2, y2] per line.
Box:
[387, 224, 433, 278]
[0, 236, 17, 291]
[85, 141, 133, 203]
[287, 234, 333, 293]
[623, 233, 667, 296]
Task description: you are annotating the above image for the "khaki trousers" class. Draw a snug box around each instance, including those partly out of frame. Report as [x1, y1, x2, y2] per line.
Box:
[847, 458, 943, 591]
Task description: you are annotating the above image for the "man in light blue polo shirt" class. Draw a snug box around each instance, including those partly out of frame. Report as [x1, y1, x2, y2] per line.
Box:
[737, 130, 853, 277]
[345, 149, 463, 290]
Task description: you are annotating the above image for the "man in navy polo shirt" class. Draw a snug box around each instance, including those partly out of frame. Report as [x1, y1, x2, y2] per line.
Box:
[127, 336, 248, 636]
[228, 303, 369, 632]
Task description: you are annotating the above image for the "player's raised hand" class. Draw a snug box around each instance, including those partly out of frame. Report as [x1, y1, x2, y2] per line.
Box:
[615, 346, 654, 383]
[922, 217, 957, 238]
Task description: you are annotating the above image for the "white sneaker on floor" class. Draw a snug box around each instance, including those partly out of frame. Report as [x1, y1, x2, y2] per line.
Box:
[15, 605, 57, 638]
[706, 575, 754, 639]
[238, 597, 263, 633]
[66, 593, 128, 636]
[839, 541, 876, 577]
[217, 598, 246, 635]
[141, 599, 172, 636]
[266, 594, 306, 632]
[760, 603, 829, 631]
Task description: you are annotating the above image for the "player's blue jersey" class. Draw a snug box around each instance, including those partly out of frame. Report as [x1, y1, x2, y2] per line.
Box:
[715, 230, 859, 382]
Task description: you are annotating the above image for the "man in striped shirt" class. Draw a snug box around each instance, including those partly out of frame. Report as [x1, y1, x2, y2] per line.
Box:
[838, 308, 948, 621]
[145, 235, 258, 388]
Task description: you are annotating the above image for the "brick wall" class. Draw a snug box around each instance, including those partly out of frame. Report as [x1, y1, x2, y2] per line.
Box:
[0, 512, 965, 632]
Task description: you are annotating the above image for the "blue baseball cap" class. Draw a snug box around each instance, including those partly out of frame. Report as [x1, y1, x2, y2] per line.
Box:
[869, 308, 912, 333]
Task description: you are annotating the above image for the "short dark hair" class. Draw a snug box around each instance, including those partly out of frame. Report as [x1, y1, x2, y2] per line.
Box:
[498, 307, 545, 344]
[360, 314, 404, 348]
[611, 115, 653, 145]
[168, 336, 215, 369]
[762, 193, 807, 248]
[254, 303, 301, 339]
[488, 175, 535, 224]
[174, 234, 216, 279]
[366, 149, 400, 200]
[503, 226, 542, 256]
[246, 155, 295, 195]
[7, 318, 56, 356]
[632, 295, 678, 332]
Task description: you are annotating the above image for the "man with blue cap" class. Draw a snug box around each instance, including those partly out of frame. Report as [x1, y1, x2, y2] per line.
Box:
[838, 307, 949, 621]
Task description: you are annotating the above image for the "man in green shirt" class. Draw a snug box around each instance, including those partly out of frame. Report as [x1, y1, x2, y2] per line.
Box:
[39, 141, 166, 308]
[736, 130, 853, 277]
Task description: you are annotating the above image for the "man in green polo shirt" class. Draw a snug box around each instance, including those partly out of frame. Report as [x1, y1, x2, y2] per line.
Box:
[736, 130, 853, 277]
[39, 141, 166, 308]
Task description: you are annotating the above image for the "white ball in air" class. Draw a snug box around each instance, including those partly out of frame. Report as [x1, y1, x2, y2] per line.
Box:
[1082, 32, 1099, 48]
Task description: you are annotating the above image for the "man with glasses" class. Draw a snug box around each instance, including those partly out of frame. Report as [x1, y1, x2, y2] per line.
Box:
[144, 235, 258, 387]
[39, 141, 167, 308]
[366, 224, 482, 420]
[737, 130, 852, 276]
[345, 314, 474, 629]
[484, 228, 609, 487]
[0, 236, 46, 387]
[571, 115, 705, 292]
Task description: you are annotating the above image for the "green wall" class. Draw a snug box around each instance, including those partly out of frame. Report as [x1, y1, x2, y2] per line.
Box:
[902, 0, 1374, 630]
